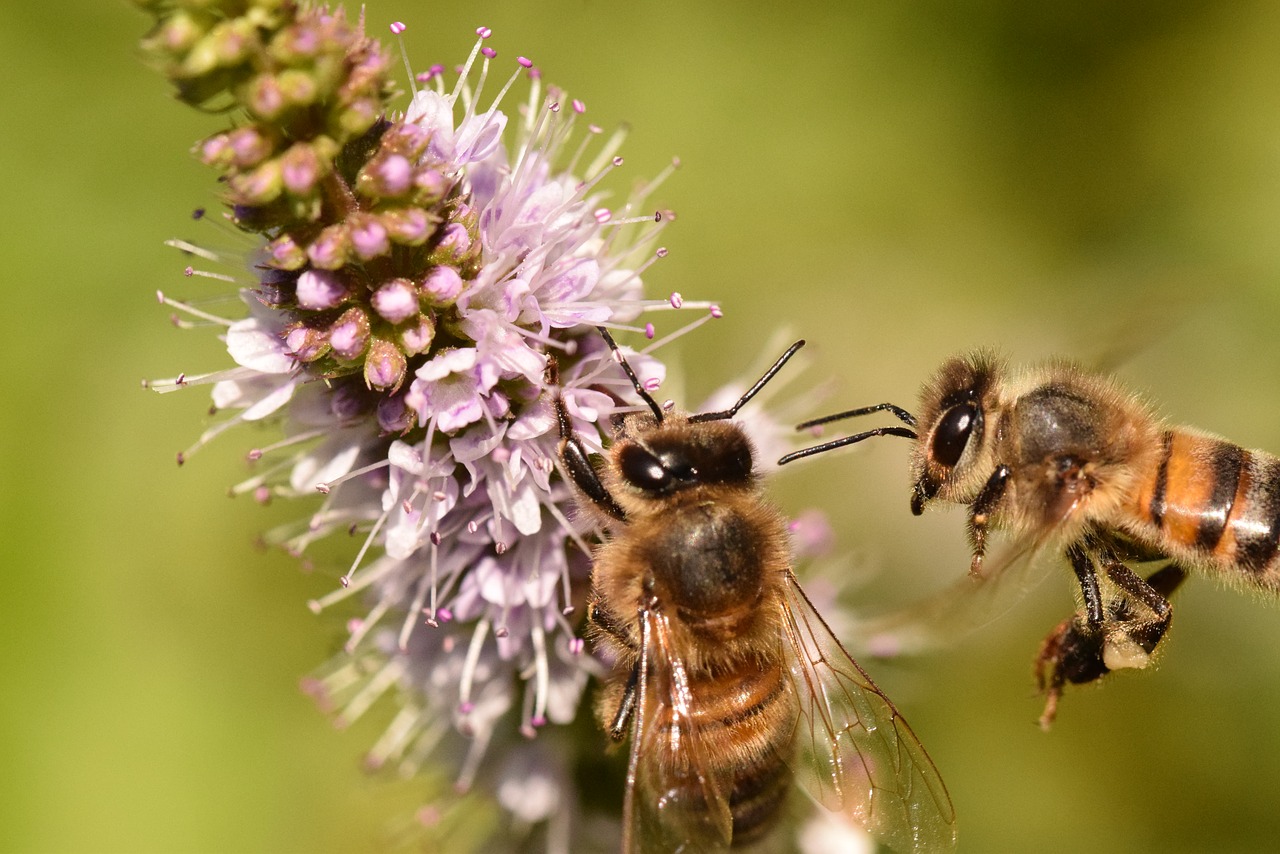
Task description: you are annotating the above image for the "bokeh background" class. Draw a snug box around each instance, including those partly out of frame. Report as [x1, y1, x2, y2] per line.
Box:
[6, 1, 1280, 851]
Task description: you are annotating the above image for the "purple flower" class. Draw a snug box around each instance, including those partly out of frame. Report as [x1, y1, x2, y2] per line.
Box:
[145, 10, 730, 840]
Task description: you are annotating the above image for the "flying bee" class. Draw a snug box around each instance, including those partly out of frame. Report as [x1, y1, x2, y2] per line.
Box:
[781, 352, 1280, 726]
[554, 330, 955, 852]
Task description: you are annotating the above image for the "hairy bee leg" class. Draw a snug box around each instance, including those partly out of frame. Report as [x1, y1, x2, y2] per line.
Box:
[1034, 543, 1108, 729]
[1035, 550, 1190, 729]
[553, 382, 628, 521]
[585, 602, 640, 741]
[1095, 551, 1188, 669]
[609, 658, 640, 741]
[966, 464, 1011, 577]
[1067, 540, 1106, 627]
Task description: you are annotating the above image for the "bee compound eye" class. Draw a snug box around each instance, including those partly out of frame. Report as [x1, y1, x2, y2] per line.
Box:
[931, 402, 977, 468]
[618, 444, 670, 492]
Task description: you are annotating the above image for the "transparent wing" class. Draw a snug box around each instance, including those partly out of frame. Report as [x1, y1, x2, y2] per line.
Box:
[622, 608, 734, 854]
[850, 536, 1057, 657]
[780, 569, 957, 853]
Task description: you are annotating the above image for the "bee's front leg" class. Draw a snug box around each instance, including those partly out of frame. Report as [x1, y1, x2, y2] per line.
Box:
[966, 464, 1011, 577]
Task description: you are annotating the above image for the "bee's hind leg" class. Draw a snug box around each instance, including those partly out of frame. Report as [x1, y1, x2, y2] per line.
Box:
[1034, 541, 1109, 729]
[1095, 550, 1186, 673]
[1035, 535, 1188, 729]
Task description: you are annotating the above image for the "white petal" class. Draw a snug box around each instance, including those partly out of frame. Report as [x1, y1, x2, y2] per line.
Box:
[225, 318, 294, 374]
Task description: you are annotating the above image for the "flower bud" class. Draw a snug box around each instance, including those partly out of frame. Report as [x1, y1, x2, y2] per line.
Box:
[422, 265, 463, 304]
[228, 126, 272, 168]
[270, 22, 321, 63]
[144, 10, 201, 55]
[277, 69, 318, 107]
[398, 313, 436, 356]
[208, 18, 253, 67]
[414, 169, 449, 203]
[265, 234, 307, 270]
[357, 152, 413, 198]
[349, 213, 390, 260]
[296, 269, 350, 310]
[228, 158, 283, 205]
[377, 394, 414, 433]
[328, 306, 370, 361]
[306, 223, 350, 269]
[280, 142, 322, 195]
[364, 338, 407, 392]
[382, 207, 438, 246]
[429, 223, 472, 265]
[283, 322, 329, 362]
[198, 132, 234, 168]
[372, 278, 418, 323]
[247, 73, 287, 120]
[336, 98, 381, 138]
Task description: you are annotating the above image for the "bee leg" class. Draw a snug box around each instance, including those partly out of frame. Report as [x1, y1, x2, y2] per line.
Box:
[1034, 542, 1108, 729]
[966, 464, 1011, 577]
[553, 383, 627, 521]
[608, 659, 640, 741]
[1095, 549, 1188, 671]
[586, 602, 640, 741]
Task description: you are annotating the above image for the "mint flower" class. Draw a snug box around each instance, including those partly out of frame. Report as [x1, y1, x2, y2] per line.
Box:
[138, 0, 725, 842]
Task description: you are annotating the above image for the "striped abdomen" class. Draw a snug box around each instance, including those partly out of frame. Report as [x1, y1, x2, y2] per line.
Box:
[642, 651, 796, 846]
[1127, 429, 1280, 588]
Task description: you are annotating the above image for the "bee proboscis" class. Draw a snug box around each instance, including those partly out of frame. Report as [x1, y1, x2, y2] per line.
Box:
[782, 353, 1280, 726]
[555, 331, 955, 851]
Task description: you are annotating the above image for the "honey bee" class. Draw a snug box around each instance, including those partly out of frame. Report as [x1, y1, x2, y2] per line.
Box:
[554, 330, 955, 852]
[781, 352, 1280, 727]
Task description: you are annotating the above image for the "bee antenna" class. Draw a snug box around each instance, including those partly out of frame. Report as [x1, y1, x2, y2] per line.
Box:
[777, 425, 918, 466]
[597, 327, 665, 424]
[688, 340, 806, 424]
[794, 402, 918, 431]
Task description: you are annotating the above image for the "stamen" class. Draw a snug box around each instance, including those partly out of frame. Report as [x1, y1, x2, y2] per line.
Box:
[386, 21, 417, 97]
[344, 596, 392, 652]
[394, 568, 435, 647]
[156, 292, 235, 327]
[447, 35, 487, 106]
[457, 618, 491, 714]
[314, 458, 392, 492]
[530, 623, 549, 725]
[365, 704, 425, 770]
[247, 427, 330, 461]
[584, 124, 629, 179]
[307, 555, 398, 613]
[400, 718, 449, 779]
[163, 238, 223, 263]
[542, 491, 593, 562]
[338, 501, 392, 587]
[454, 721, 492, 794]
[335, 657, 405, 729]
[641, 311, 716, 354]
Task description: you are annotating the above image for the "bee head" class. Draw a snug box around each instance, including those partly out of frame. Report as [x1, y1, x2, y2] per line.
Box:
[911, 352, 1001, 514]
[612, 417, 755, 501]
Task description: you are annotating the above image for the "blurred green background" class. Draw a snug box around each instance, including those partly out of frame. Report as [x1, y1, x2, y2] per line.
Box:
[6, 1, 1280, 851]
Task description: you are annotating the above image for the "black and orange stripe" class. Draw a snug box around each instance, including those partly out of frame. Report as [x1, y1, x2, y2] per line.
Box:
[1129, 429, 1280, 583]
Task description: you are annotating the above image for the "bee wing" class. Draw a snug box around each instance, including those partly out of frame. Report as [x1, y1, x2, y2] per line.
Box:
[780, 569, 957, 853]
[622, 608, 735, 854]
[851, 537, 1054, 657]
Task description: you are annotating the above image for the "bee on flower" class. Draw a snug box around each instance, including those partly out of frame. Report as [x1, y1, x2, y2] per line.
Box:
[138, 2, 869, 849]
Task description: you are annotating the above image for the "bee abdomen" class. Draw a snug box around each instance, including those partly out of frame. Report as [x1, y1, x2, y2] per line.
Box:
[727, 745, 792, 845]
[1132, 429, 1280, 586]
[651, 658, 796, 845]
